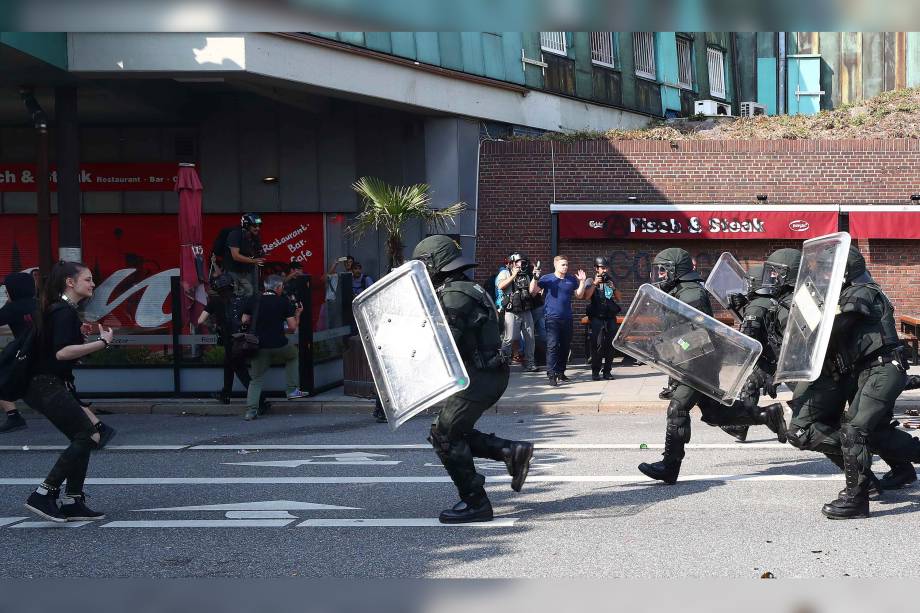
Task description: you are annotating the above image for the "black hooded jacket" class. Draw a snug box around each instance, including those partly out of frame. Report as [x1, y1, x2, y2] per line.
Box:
[0, 272, 38, 338]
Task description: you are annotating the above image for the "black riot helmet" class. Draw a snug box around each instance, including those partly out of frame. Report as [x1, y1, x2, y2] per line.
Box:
[594, 256, 610, 268]
[651, 247, 694, 292]
[760, 248, 801, 295]
[241, 213, 263, 229]
[411, 235, 476, 279]
[844, 245, 871, 285]
[747, 263, 769, 296]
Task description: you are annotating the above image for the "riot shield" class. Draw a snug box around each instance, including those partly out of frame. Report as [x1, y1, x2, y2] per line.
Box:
[351, 260, 470, 430]
[774, 232, 851, 384]
[612, 284, 762, 404]
[704, 252, 751, 320]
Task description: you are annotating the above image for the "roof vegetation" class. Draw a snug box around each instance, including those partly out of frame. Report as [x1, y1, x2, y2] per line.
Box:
[523, 87, 920, 141]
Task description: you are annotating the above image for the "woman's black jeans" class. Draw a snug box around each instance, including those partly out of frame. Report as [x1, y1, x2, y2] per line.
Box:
[23, 374, 97, 494]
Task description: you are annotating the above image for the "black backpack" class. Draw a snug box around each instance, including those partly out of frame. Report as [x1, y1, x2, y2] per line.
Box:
[0, 326, 37, 401]
[211, 227, 236, 266]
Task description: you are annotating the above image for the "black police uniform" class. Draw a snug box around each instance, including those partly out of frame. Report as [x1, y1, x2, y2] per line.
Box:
[638, 248, 784, 485]
[411, 235, 534, 524]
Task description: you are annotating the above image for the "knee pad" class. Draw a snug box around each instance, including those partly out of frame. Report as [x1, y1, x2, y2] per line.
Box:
[428, 424, 450, 453]
[840, 423, 868, 449]
[666, 401, 691, 443]
[786, 425, 808, 450]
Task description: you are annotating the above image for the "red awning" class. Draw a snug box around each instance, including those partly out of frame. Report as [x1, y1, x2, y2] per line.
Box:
[553, 204, 839, 240]
[843, 205, 920, 239]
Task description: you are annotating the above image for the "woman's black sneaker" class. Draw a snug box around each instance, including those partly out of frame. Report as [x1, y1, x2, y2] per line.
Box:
[60, 494, 106, 521]
[25, 491, 66, 523]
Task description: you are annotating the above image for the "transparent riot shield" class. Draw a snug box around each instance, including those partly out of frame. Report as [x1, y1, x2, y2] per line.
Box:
[704, 252, 751, 321]
[352, 260, 470, 430]
[774, 232, 851, 384]
[612, 284, 762, 405]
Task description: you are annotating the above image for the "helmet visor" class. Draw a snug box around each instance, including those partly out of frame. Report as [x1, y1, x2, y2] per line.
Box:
[651, 263, 672, 283]
[760, 262, 789, 289]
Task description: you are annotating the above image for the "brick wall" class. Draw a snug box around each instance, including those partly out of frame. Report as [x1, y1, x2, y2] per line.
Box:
[476, 138, 920, 322]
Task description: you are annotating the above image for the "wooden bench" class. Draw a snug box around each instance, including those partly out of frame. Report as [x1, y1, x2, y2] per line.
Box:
[899, 315, 920, 366]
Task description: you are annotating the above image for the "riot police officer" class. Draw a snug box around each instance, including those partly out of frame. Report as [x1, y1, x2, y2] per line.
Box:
[638, 248, 786, 485]
[584, 256, 622, 381]
[411, 235, 534, 523]
[808, 246, 910, 518]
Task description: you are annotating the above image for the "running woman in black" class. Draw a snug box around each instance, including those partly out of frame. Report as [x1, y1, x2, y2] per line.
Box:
[23, 261, 115, 522]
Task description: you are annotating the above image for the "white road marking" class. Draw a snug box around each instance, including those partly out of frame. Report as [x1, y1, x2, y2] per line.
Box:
[0, 443, 802, 452]
[225, 452, 401, 468]
[136, 500, 360, 512]
[11, 521, 93, 528]
[0, 474, 847, 486]
[0, 517, 27, 527]
[224, 511, 297, 519]
[295, 518, 520, 528]
[102, 520, 295, 528]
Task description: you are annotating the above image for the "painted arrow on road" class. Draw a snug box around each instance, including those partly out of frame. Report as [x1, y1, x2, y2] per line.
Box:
[224, 452, 401, 467]
[100, 499, 362, 528]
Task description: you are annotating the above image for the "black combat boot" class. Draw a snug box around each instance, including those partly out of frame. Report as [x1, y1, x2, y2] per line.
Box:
[822, 427, 871, 519]
[503, 441, 534, 492]
[827, 454, 881, 500]
[638, 427, 683, 485]
[878, 462, 917, 490]
[758, 403, 788, 444]
[719, 425, 748, 442]
[438, 491, 493, 524]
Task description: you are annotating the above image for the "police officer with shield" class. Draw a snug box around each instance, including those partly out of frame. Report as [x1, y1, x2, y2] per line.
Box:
[411, 235, 534, 524]
[638, 248, 787, 485]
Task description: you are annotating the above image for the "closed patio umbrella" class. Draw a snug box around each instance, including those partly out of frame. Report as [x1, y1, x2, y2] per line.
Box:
[175, 163, 207, 333]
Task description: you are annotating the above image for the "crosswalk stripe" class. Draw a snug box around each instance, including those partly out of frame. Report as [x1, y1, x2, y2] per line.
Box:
[0, 474, 847, 485]
[295, 518, 519, 527]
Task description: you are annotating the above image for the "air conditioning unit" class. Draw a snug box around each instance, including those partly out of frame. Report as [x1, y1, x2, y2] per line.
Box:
[694, 99, 732, 117]
[740, 101, 768, 117]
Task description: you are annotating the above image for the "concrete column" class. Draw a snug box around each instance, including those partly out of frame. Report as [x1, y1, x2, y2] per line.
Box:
[423, 117, 480, 259]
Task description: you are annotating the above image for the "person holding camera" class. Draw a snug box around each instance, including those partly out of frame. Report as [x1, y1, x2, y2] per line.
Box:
[495, 252, 538, 372]
[224, 213, 266, 298]
[198, 273, 255, 406]
[583, 256, 622, 381]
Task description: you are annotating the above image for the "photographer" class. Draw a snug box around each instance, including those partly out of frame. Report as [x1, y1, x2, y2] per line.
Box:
[583, 256, 622, 381]
[496, 252, 538, 372]
[225, 213, 266, 297]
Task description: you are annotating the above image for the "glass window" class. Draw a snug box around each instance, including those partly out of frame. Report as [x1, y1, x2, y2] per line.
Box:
[540, 32, 567, 56]
[677, 37, 693, 89]
[591, 32, 617, 68]
[708, 47, 726, 98]
[633, 32, 656, 79]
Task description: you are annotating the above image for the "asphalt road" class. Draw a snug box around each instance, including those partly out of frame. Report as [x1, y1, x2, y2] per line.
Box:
[1, 412, 919, 579]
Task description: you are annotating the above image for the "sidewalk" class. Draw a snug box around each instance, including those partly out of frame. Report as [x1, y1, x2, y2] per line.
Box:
[13, 359, 920, 417]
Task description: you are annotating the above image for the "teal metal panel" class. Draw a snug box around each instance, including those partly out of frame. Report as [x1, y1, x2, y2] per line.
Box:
[364, 32, 392, 54]
[619, 32, 637, 109]
[656, 32, 682, 114]
[756, 32, 775, 58]
[757, 57, 777, 115]
[481, 33, 505, 80]
[908, 32, 920, 87]
[338, 32, 366, 46]
[522, 32, 544, 89]
[0, 32, 67, 69]
[415, 32, 441, 65]
[390, 32, 417, 59]
[437, 32, 463, 71]
[501, 32, 526, 85]
[571, 31, 593, 100]
[460, 32, 485, 76]
[787, 56, 821, 115]
[736, 32, 757, 102]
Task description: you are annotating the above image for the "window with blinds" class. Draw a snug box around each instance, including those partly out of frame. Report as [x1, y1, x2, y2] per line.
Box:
[633, 32, 656, 79]
[676, 37, 693, 89]
[708, 47, 726, 98]
[591, 32, 616, 68]
[540, 32, 567, 56]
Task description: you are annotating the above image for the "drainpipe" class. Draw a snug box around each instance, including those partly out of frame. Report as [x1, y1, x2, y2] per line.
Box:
[20, 88, 53, 280]
[778, 32, 786, 115]
[730, 33, 742, 113]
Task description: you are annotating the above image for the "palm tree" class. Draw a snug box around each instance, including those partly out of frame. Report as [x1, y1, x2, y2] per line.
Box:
[348, 177, 466, 271]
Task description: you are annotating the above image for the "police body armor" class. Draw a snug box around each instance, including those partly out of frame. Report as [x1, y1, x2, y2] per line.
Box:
[503, 272, 535, 314]
[827, 281, 901, 375]
[671, 278, 713, 316]
[439, 278, 506, 371]
[587, 284, 621, 320]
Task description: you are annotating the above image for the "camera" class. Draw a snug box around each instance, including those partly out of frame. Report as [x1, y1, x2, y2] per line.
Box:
[596, 272, 612, 285]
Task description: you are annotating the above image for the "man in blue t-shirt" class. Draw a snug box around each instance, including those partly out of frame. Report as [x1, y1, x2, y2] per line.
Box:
[530, 255, 587, 386]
